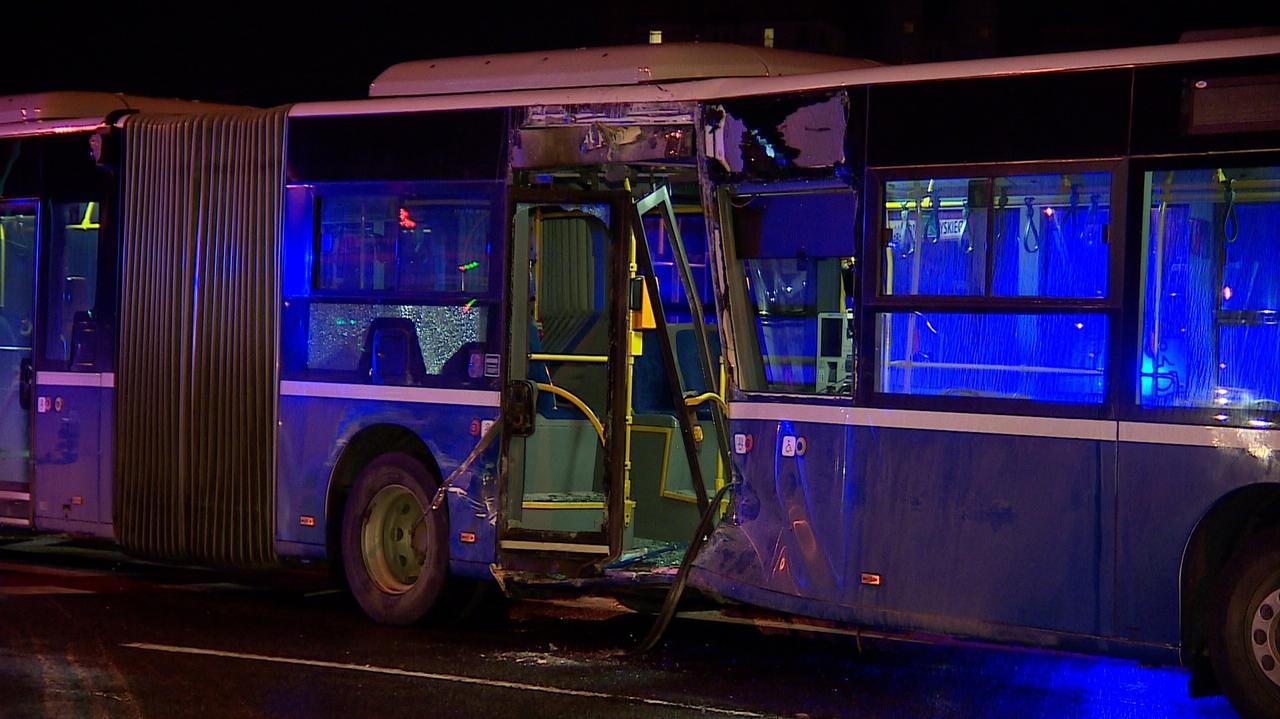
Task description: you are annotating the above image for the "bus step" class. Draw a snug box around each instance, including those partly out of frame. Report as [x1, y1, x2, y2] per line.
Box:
[0, 485, 32, 527]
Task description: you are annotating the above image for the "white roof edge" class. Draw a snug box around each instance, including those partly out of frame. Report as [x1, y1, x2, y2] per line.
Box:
[0, 117, 103, 139]
[0, 91, 254, 137]
[369, 42, 876, 97]
[294, 35, 1280, 119]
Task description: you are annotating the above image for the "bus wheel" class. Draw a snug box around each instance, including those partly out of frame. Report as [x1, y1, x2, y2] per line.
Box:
[1210, 526, 1280, 719]
[341, 451, 449, 625]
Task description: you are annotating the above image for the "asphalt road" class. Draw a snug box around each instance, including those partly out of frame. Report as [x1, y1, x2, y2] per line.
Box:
[0, 534, 1240, 718]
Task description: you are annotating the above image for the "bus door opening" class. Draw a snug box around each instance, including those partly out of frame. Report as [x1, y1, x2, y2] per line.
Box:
[500, 195, 630, 569]
[0, 201, 37, 527]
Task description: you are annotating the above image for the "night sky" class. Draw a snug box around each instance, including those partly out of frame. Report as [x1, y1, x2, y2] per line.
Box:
[5, 2, 1279, 107]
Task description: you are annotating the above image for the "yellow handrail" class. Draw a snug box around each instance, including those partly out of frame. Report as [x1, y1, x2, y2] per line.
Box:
[684, 392, 730, 416]
[534, 382, 605, 446]
[529, 353, 608, 364]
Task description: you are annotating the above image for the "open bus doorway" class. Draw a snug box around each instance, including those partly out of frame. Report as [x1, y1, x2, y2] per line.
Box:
[0, 201, 37, 526]
[497, 173, 727, 584]
[500, 195, 625, 566]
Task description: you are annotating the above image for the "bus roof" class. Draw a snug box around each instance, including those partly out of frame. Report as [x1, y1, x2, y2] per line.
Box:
[369, 42, 878, 97]
[0, 91, 248, 138]
[294, 35, 1280, 119]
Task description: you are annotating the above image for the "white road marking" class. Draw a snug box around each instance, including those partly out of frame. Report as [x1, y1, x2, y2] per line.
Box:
[122, 642, 771, 717]
[0, 585, 93, 595]
[0, 560, 109, 578]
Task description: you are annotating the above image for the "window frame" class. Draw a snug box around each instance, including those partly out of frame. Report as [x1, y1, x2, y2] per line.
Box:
[861, 160, 1128, 419]
[718, 181, 861, 400]
[279, 178, 508, 388]
[304, 179, 506, 305]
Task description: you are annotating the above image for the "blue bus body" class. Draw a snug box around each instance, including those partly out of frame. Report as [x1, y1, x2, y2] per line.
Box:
[5, 39, 1280, 711]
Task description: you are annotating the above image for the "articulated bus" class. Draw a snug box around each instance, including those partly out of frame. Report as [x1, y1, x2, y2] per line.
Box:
[4, 36, 1280, 715]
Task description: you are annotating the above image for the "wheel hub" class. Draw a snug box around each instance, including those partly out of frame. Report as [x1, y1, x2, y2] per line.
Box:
[361, 484, 427, 594]
[1251, 588, 1280, 687]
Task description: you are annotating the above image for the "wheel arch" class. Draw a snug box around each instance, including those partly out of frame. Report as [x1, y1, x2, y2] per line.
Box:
[1181, 482, 1280, 671]
[324, 423, 443, 565]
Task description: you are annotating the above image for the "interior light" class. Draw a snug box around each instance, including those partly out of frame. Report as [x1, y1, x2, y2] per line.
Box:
[1043, 207, 1055, 217]
[398, 208, 416, 230]
[1223, 286, 1233, 301]
[1075, 322, 1084, 330]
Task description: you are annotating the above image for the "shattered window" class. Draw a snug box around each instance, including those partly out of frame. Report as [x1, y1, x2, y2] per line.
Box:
[705, 92, 850, 183]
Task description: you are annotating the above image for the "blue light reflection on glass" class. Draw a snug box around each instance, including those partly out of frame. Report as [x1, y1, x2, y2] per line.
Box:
[877, 312, 1107, 403]
[1138, 167, 1280, 415]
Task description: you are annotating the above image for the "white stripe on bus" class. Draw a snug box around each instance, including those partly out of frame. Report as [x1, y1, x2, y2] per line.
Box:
[279, 380, 500, 407]
[731, 403, 1278, 449]
[730, 402, 1116, 441]
[35, 371, 114, 388]
[1119, 422, 1280, 451]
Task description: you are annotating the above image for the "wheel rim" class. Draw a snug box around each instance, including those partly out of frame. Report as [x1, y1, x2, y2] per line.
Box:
[1250, 587, 1280, 688]
[361, 484, 428, 594]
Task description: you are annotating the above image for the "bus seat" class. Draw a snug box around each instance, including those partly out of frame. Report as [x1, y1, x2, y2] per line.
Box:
[358, 317, 427, 386]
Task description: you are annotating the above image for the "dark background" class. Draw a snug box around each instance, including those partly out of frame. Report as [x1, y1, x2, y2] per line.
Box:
[4, 2, 1279, 107]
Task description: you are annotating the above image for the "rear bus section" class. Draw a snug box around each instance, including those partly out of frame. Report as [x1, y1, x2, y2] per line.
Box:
[688, 40, 1280, 718]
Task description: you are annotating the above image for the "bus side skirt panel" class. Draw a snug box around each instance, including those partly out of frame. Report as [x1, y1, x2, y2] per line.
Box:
[274, 393, 500, 572]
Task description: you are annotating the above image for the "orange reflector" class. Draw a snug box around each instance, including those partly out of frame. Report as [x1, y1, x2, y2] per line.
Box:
[460, 532, 477, 544]
[299, 516, 316, 527]
[860, 572, 881, 586]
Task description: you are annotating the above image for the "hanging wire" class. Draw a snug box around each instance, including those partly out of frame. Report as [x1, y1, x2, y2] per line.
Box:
[1219, 171, 1239, 243]
[993, 186, 1010, 244]
[898, 203, 916, 258]
[959, 199, 974, 254]
[923, 188, 941, 244]
[1085, 193, 1101, 246]
[1067, 183, 1083, 243]
[1021, 196, 1041, 253]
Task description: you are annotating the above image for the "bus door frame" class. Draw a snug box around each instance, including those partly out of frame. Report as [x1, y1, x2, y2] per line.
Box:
[0, 199, 40, 523]
[497, 189, 632, 577]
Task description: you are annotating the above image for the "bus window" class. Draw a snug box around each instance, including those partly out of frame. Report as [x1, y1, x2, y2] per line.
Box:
[44, 202, 100, 365]
[642, 210, 712, 322]
[876, 170, 1112, 404]
[991, 172, 1109, 298]
[883, 172, 1110, 298]
[876, 311, 1107, 402]
[1139, 165, 1280, 420]
[315, 191, 492, 295]
[730, 189, 856, 395]
[282, 180, 503, 388]
[883, 177, 987, 296]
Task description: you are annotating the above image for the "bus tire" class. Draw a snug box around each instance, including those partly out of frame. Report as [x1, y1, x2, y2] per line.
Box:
[1209, 526, 1280, 719]
[341, 451, 449, 626]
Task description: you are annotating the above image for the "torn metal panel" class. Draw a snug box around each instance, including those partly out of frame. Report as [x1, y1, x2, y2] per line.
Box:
[513, 103, 695, 169]
[513, 123, 693, 168]
[521, 103, 695, 127]
[703, 92, 849, 182]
